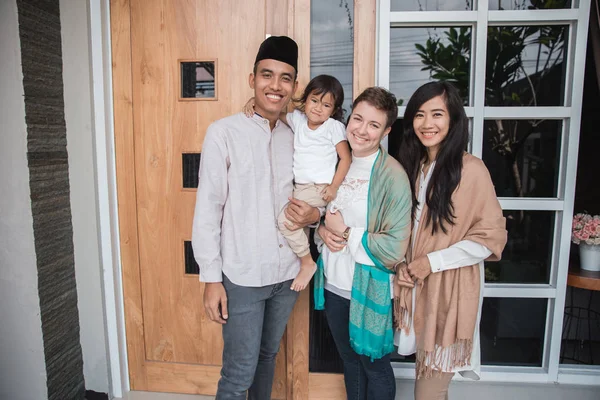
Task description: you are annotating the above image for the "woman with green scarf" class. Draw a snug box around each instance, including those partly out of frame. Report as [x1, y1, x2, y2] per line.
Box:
[314, 87, 412, 400]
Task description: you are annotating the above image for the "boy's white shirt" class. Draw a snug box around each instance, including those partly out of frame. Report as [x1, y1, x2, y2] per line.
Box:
[286, 110, 346, 185]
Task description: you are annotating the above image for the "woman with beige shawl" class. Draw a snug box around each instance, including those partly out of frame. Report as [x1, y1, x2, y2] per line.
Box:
[394, 81, 507, 400]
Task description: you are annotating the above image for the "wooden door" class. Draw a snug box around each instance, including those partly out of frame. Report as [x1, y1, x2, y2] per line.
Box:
[111, 0, 310, 396]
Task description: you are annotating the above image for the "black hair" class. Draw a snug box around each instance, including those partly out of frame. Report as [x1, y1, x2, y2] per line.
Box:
[351, 87, 398, 129]
[399, 81, 469, 234]
[295, 75, 345, 121]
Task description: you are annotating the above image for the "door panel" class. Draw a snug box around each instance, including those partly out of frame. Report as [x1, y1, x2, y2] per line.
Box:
[130, 0, 266, 367]
[113, 0, 296, 396]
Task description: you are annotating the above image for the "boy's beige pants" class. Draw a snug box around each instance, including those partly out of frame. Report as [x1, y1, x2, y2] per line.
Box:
[278, 183, 328, 258]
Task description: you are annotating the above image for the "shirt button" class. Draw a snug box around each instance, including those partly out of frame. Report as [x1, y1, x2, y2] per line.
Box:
[279, 244, 283, 248]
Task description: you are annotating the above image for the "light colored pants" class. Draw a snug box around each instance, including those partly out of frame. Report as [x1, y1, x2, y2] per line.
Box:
[278, 183, 328, 258]
[414, 372, 454, 400]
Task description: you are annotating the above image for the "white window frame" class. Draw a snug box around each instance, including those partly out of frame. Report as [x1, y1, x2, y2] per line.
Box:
[377, 0, 596, 384]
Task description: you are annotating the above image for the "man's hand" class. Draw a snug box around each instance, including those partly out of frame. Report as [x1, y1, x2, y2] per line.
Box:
[284, 197, 320, 231]
[203, 282, 228, 324]
[407, 256, 432, 282]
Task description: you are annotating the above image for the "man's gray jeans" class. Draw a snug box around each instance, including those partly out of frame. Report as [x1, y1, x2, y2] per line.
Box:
[216, 274, 299, 400]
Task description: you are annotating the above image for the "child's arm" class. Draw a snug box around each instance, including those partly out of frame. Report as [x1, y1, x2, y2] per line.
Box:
[322, 140, 351, 202]
[242, 96, 291, 127]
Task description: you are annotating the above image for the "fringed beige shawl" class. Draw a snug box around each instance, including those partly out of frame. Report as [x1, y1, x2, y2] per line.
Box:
[394, 153, 507, 378]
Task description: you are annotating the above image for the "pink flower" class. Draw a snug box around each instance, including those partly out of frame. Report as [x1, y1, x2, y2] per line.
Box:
[572, 213, 600, 244]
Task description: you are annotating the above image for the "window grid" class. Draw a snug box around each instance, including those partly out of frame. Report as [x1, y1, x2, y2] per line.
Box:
[378, 0, 596, 382]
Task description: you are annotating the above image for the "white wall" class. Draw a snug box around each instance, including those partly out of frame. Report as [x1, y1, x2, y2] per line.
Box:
[61, 0, 110, 393]
[0, 1, 48, 399]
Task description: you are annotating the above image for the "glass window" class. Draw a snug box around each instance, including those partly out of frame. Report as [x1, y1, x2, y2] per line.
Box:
[390, 27, 472, 106]
[485, 25, 568, 107]
[309, 0, 354, 374]
[489, 0, 572, 10]
[391, 0, 472, 11]
[310, 0, 354, 117]
[482, 119, 561, 198]
[481, 298, 547, 366]
[485, 210, 554, 284]
[180, 61, 215, 99]
[560, 286, 600, 365]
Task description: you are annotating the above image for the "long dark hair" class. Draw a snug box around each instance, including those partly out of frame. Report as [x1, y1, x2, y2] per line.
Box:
[295, 74, 345, 121]
[398, 81, 469, 234]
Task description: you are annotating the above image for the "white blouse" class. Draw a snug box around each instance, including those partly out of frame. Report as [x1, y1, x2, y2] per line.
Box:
[394, 161, 491, 380]
[321, 150, 395, 300]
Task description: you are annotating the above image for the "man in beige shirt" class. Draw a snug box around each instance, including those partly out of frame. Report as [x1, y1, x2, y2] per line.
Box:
[192, 36, 320, 400]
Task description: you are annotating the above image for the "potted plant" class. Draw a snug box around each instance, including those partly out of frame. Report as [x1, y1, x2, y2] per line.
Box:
[571, 213, 600, 272]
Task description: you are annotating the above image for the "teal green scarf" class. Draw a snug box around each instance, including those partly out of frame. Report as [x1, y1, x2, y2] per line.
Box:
[314, 148, 412, 360]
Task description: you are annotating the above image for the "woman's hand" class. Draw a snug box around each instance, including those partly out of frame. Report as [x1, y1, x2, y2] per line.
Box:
[317, 224, 346, 252]
[396, 262, 415, 288]
[242, 97, 255, 117]
[407, 256, 432, 282]
[324, 209, 347, 236]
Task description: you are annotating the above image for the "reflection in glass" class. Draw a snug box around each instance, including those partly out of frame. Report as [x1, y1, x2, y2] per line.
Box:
[560, 286, 600, 365]
[391, 0, 471, 11]
[485, 210, 554, 284]
[390, 27, 472, 106]
[489, 0, 572, 10]
[309, 0, 354, 373]
[485, 25, 568, 106]
[181, 61, 215, 98]
[310, 0, 353, 116]
[483, 119, 561, 198]
[481, 298, 547, 366]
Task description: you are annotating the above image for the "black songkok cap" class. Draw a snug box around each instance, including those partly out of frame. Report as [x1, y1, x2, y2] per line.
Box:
[254, 36, 298, 72]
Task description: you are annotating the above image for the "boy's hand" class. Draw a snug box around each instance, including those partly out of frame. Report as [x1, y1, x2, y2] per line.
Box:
[321, 184, 338, 202]
[243, 97, 255, 117]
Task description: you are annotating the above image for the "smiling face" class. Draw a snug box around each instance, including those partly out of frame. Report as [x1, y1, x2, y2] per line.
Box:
[304, 91, 335, 129]
[249, 59, 297, 124]
[346, 101, 391, 157]
[412, 95, 450, 161]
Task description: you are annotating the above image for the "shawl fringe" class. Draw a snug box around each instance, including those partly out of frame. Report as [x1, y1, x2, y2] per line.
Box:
[393, 297, 411, 334]
[415, 339, 473, 379]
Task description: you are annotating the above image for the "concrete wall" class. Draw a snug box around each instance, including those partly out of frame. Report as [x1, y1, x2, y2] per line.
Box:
[60, 0, 110, 393]
[0, 1, 48, 399]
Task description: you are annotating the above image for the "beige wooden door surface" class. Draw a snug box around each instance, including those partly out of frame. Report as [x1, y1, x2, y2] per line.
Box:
[111, 0, 310, 396]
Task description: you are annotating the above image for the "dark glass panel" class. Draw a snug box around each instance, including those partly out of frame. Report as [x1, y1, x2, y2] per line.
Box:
[309, 0, 354, 372]
[184, 241, 199, 275]
[485, 211, 554, 284]
[482, 119, 561, 198]
[481, 298, 547, 366]
[560, 286, 600, 365]
[182, 153, 201, 189]
[181, 61, 215, 98]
